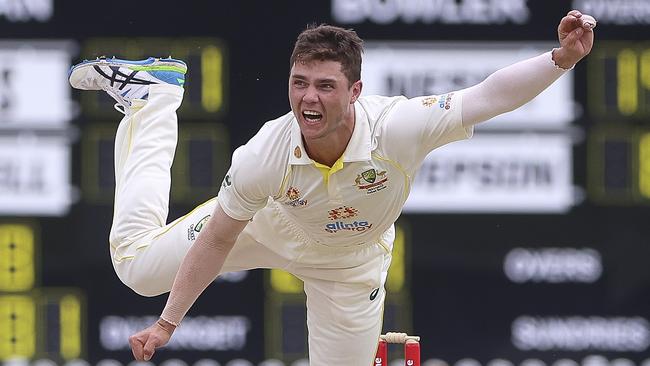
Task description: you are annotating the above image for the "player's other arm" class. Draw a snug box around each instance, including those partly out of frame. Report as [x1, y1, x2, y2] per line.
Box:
[460, 10, 595, 127]
[128, 203, 248, 361]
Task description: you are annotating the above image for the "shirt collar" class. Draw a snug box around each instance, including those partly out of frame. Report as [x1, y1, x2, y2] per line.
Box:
[288, 103, 372, 165]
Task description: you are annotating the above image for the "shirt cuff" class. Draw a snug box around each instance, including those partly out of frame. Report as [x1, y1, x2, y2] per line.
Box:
[550, 48, 575, 71]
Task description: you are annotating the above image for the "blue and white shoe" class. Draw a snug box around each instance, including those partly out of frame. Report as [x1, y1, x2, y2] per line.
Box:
[69, 56, 187, 112]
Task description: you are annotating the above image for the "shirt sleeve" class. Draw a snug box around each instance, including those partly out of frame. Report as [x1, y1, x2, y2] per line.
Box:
[217, 144, 280, 221]
[460, 51, 568, 126]
[377, 92, 473, 172]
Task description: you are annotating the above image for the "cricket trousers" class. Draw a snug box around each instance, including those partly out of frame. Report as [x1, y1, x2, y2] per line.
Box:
[107, 84, 393, 365]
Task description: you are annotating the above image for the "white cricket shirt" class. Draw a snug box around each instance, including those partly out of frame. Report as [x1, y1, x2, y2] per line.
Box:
[218, 93, 472, 247]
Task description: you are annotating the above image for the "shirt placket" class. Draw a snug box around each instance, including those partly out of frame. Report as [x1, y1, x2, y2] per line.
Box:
[327, 171, 343, 204]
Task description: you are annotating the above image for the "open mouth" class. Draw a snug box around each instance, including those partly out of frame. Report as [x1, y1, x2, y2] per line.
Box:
[302, 110, 323, 123]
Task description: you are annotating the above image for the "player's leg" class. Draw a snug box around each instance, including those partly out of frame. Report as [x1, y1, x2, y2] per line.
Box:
[302, 276, 386, 365]
[109, 83, 183, 253]
[69, 57, 188, 292]
[297, 249, 392, 366]
[115, 200, 295, 296]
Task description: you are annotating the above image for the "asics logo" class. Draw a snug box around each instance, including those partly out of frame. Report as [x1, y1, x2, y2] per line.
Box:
[94, 65, 156, 90]
[369, 288, 379, 301]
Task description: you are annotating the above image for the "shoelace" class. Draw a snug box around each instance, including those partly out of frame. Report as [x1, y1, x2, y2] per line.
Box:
[113, 103, 127, 115]
[100, 84, 130, 115]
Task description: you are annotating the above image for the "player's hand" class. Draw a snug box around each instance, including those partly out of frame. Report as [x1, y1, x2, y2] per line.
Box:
[553, 10, 596, 69]
[128, 320, 175, 361]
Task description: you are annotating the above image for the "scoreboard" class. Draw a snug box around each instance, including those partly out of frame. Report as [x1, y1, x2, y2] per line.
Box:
[588, 42, 650, 205]
[1, 0, 650, 366]
[588, 43, 650, 120]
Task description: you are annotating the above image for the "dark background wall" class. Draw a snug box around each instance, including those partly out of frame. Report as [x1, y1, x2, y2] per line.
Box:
[1, 0, 649, 365]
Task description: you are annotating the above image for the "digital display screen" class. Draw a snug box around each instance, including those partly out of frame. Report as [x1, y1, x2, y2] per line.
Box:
[1, 1, 649, 365]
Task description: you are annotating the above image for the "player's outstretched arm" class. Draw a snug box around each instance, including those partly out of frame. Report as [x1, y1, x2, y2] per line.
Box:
[460, 9, 596, 127]
[128, 204, 249, 361]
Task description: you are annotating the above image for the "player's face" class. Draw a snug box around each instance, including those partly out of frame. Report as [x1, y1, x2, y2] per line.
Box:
[289, 59, 362, 142]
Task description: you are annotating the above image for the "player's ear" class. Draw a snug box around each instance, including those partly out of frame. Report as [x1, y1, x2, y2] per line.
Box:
[350, 80, 363, 104]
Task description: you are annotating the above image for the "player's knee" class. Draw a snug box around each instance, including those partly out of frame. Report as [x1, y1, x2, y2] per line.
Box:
[339, 315, 372, 331]
[109, 230, 134, 251]
[114, 264, 167, 298]
[122, 275, 165, 297]
[109, 223, 152, 249]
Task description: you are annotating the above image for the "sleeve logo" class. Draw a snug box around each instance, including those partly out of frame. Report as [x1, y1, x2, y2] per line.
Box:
[221, 173, 232, 188]
[439, 92, 454, 110]
[422, 96, 439, 107]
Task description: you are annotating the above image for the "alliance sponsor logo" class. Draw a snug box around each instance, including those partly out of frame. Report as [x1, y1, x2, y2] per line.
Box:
[325, 206, 371, 233]
[284, 186, 308, 207]
[328, 205, 358, 220]
[325, 220, 373, 233]
[325, 206, 372, 233]
[355, 168, 388, 194]
[188, 214, 211, 241]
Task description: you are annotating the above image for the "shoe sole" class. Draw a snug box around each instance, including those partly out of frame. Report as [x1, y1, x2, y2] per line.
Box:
[69, 57, 187, 89]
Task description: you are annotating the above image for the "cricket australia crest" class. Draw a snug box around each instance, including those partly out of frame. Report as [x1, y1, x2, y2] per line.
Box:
[355, 168, 388, 194]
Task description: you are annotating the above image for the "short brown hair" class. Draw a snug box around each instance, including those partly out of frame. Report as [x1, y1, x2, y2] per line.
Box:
[290, 24, 363, 86]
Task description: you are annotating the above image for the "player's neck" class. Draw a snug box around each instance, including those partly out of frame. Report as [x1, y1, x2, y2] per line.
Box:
[304, 112, 355, 167]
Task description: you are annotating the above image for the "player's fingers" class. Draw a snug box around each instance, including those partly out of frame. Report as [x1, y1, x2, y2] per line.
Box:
[567, 9, 582, 18]
[143, 337, 159, 361]
[561, 13, 582, 27]
[580, 14, 597, 30]
[558, 15, 580, 37]
[563, 25, 585, 46]
[128, 334, 146, 361]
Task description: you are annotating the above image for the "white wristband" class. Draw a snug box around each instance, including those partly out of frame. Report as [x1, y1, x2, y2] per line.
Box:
[551, 48, 575, 71]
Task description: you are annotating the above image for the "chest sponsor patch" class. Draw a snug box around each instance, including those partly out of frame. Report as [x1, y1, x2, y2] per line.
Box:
[283, 186, 308, 207]
[324, 220, 373, 233]
[355, 168, 388, 194]
[328, 206, 358, 220]
[324, 205, 372, 233]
